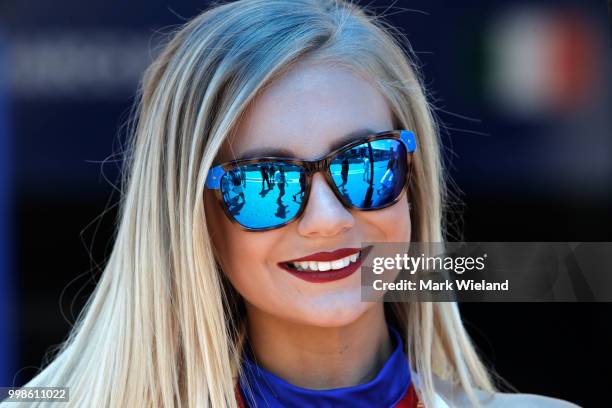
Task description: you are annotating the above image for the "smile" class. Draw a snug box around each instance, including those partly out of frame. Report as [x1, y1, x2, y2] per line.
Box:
[278, 246, 373, 283]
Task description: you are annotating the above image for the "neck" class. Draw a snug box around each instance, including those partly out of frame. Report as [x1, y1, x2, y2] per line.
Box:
[244, 303, 392, 389]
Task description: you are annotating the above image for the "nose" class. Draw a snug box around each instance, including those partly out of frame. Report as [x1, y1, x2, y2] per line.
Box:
[297, 172, 354, 237]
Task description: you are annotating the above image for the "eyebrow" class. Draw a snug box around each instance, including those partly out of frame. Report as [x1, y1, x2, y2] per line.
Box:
[235, 128, 378, 161]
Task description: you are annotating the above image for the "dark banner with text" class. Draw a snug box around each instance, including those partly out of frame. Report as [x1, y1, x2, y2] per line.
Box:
[360, 242, 612, 302]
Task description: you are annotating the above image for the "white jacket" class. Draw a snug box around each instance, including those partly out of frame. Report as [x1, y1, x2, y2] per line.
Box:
[428, 377, 581, 408]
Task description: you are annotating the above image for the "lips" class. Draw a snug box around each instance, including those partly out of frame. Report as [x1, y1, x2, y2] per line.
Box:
[278, 246, 373, 283]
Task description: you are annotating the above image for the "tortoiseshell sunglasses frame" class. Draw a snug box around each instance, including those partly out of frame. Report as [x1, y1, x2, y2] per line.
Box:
[205, 130, 417, 232]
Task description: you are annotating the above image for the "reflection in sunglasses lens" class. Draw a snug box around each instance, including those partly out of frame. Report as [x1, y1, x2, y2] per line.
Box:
[330, 139, 407, 209]
[221, 162, 306, 229]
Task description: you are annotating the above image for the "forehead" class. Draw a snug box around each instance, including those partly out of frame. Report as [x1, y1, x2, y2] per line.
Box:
[220, 62, 394, 162]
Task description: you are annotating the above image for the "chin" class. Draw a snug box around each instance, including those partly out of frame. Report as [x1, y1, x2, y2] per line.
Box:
[296, 299, 373, 328]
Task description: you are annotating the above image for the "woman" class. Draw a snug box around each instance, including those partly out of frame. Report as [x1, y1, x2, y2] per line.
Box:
[229, 169, 246, 205]
[362, 155, 371, 183]
[15, 0, 578, 407]
[292, 170, 307, 202]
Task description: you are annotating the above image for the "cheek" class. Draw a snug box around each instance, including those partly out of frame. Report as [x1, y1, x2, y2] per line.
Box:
[204, 190, 255, 276]
[360, 196, 411, 242]
[223, 232, 279, 281]
[203, 190, 231, 263]
[206, 205, 278, 284]
[204, 194, 283, 306]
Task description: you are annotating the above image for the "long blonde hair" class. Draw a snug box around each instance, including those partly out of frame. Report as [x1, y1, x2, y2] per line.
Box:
[17, 0, 494, 406]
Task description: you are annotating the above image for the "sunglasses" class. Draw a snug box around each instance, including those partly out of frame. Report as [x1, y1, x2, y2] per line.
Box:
[205, 130, 416, 231]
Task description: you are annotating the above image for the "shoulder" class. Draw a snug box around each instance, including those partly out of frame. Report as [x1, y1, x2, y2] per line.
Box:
[432, 377, 581, 408]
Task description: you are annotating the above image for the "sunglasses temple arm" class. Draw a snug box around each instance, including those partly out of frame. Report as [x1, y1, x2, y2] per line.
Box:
[399, 130, 417, 153]
[205, 165, 225, 190]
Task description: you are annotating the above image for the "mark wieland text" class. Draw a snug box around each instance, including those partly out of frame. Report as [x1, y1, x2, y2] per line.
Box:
[372, 278, 509, 292]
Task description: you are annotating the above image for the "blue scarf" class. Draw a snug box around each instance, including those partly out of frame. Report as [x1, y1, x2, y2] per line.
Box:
[238, 325, 411, 408]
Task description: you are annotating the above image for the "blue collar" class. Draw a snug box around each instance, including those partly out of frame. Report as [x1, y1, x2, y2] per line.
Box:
[238, 325, 411, 408]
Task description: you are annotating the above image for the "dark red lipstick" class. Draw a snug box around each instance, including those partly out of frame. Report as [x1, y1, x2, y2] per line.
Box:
[278, 246, 373, 283]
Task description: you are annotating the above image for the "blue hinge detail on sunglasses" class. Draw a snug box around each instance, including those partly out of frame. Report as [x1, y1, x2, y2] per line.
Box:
[400, 130, 416, 153]
[205, 165, 225, 190]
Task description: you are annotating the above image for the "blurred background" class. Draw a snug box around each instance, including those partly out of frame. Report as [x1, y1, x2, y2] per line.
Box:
[0, 0, 610, 406]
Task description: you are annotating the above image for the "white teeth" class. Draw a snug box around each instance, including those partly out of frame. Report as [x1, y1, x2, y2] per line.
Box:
[331, 259, 344, 269]
[288, 251, 361, 272]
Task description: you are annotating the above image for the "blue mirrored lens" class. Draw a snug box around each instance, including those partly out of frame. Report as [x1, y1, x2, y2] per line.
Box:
[220, 162, 306, 229]
[330, 139, 407, 208]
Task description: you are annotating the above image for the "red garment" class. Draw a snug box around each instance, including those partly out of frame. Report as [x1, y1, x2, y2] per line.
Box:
[395, 384, 421, 408]
[236, 383, 421, 408]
